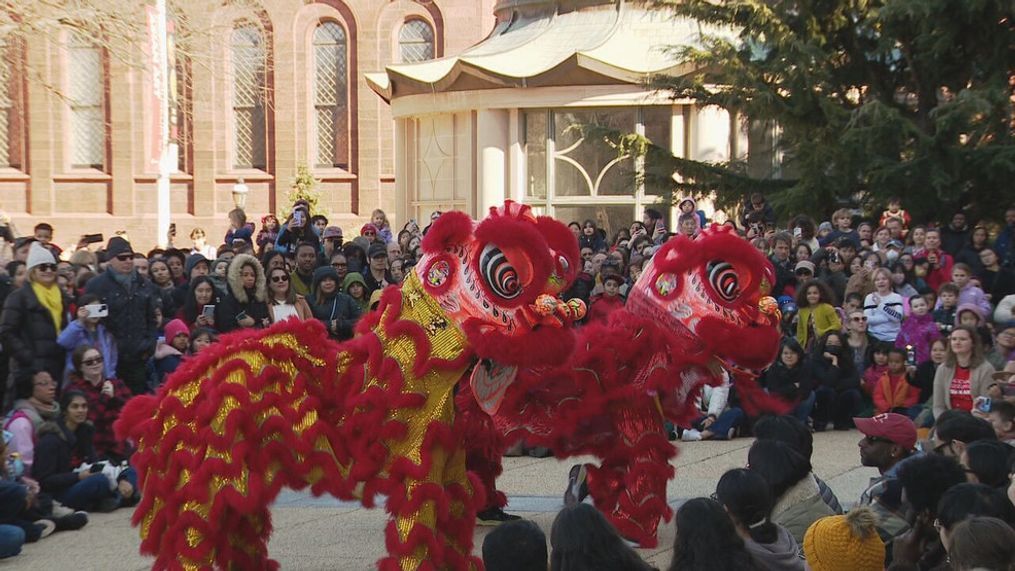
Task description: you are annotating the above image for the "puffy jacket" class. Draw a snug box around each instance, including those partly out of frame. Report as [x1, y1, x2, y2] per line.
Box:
[83, 270, 160, 359]
[0, 283, 69, 383]
[309, 266, 360, 340]
[216, 254, 270, 333]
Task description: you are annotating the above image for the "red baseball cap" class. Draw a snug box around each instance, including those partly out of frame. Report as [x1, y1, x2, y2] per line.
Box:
[854, 413, 917, 451]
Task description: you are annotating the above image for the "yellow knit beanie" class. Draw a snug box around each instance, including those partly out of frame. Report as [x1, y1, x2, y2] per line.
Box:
[803, 508, 885, 571]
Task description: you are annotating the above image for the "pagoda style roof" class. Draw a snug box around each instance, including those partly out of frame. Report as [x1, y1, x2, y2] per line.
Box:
[366, 0, 720, 102]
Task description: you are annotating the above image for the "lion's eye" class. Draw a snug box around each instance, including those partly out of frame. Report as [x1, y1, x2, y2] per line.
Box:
[480, 244, 521, 300]
[707, 261, 739, 302]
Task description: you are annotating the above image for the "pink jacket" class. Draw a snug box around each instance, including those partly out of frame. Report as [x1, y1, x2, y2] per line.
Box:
[895, 313, 941, 364]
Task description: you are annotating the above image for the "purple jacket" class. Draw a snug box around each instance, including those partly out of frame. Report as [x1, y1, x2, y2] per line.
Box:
[895, 313, 941, 365]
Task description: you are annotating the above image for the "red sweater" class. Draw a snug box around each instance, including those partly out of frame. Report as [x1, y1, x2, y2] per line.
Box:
[588, 294, 625, 323]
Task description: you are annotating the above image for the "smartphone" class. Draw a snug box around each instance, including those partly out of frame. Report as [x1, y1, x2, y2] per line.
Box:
[292, 210, 305, 227]
[201, 305, 215, 318]
[84, 303, 109, 318]
[975, 396, 991, 413]
[793, 227, 803, 239]
[236, 311, 249, 322]
[82, 233, 104, 244]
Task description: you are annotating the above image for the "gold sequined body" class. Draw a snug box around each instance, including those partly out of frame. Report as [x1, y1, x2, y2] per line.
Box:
[134, 271, 477, 571]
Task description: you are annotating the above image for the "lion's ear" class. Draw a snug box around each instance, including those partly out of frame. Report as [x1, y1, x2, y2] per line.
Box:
[421, 211, 473, 253]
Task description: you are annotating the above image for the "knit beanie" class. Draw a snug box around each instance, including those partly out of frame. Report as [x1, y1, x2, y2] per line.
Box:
[26, 242, 57, 272]
[803, 508, 884, 571]
[164, 319, 190, 343]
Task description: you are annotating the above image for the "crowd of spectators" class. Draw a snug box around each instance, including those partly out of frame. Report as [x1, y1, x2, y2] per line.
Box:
[1, 193, 1014, 567]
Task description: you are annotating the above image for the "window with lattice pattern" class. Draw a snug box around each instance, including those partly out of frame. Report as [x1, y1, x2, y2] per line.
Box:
[313, 22, 347, 169]
[67, 33, 105, 169]
[232, 25, 267, 170]
[399, 19, 434, 64]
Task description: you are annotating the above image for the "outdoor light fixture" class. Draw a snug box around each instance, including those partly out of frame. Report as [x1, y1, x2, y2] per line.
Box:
[232, 178, 249, 210]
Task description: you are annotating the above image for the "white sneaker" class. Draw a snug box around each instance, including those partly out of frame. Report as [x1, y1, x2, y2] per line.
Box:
[681, 429, 702, 442]
[50, 501, 74, 518]
[36, 520, 56, 539]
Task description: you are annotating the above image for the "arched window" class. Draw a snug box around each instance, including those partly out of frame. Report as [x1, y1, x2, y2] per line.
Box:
[232, 25, 267, 170]
[398, 19, 434, 63]
[67, 32, 105, 169]
[0, 36, 24, 169]
[313, 21, 348, 169]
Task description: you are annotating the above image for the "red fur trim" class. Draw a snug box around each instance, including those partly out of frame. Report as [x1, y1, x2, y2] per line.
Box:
[464, 317, 575, 368]
[421, 210, 474, 254]
[536, 215, 581, 288]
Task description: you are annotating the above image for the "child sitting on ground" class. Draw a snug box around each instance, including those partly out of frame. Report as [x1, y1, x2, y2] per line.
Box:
[894, 295, 940, 365]
[873, 348, 920, 418]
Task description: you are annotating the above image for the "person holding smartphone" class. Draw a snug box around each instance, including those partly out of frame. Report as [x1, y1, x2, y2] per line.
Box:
[56, 293, 118, 388]
[215, 254, 270, 333]
[176, 276, 219, 333]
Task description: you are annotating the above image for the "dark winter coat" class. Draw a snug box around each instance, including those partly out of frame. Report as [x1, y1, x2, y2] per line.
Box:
[0, 283, 69, 383]
[762, 360, 815, 403]
[216, 254, 270, 333]
[84, 270, 160, 359]
[309, 267, 361, 340]
[811, 349, 860, 393]
[32, 421, 97, 495]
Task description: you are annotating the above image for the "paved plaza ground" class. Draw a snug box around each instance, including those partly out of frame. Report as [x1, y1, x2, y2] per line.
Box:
[4, 430, 873, 570]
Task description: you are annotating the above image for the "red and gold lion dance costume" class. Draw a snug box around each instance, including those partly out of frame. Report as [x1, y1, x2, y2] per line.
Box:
[461, 224, 784, 548]
[115, 202, 585, 571]
[116, 205, 781, 569]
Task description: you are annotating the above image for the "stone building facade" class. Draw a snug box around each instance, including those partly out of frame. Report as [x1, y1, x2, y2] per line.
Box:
[0, 0, 495, 251]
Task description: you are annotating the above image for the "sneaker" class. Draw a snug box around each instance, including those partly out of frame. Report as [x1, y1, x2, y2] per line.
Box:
[681, 429, 702, 442]
[727, 427, 737, 440]
[54, 511, 89, 531]
[563, 464, 588, 507]
[50, 501, 74, 518]
[34, 520, 56, 540]
[476, 507, 522, 526]
[621, 535, 641, 549]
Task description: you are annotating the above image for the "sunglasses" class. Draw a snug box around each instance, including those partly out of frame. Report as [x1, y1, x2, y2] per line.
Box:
[331, 262, 347, 268]
[364, 231, 376, 236]
[82, 357, 104, 366]
[115, 254, 133, 261]
[270, 275, 290, 283]
[795, 269, 812, 275]
[36, 263, 57, 272]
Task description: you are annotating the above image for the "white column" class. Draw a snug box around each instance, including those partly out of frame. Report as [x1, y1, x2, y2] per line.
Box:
[507, 108, 525, 203]
[475, 109, 509, 214]
[692, 105, 731, 163]
[154, 0, 172, 248]
[394, 118, 408, 224]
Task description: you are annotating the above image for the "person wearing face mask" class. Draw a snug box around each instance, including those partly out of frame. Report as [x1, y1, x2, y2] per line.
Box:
[811, 332, 862, 431]
[0, 243, 69, 409]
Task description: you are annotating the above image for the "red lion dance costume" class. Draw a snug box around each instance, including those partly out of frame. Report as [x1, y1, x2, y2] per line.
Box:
[460, 224, 784, 548]
[115, 201, 585, 571]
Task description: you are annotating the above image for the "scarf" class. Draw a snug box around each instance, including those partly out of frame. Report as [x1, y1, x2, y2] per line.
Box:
[31, 281, 63, 335]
